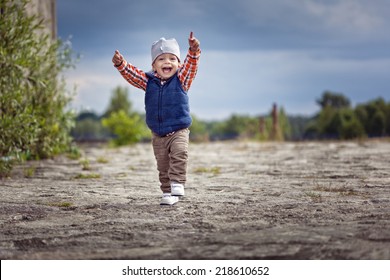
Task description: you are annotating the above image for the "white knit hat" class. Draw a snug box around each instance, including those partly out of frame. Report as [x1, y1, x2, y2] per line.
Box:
[151, 37, 181, 63]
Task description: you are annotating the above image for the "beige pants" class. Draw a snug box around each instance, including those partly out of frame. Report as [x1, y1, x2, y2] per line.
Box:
[152, 128, 189, 193]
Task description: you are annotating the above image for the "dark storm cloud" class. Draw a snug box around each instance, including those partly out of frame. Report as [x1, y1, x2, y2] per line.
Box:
[57, 0, 390, 119]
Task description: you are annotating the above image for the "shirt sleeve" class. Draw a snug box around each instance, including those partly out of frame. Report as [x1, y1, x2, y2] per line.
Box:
[115, 60, 148, 91]
[178, 48, 201, 92]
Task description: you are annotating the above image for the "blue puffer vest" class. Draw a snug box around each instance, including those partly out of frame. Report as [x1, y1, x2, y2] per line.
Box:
[145, 72, 192, 136]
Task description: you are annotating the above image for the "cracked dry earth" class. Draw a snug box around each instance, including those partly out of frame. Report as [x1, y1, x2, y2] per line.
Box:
[1, 140, 390, 259]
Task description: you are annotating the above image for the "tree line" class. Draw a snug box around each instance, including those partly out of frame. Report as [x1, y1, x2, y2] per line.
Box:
[72, 87, 390, 143]
[306, 91, 390, 139]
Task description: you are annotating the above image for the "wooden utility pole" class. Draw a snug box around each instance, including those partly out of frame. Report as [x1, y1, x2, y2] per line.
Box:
[270, 103, 282, 141]
[26, 0, 57, 39]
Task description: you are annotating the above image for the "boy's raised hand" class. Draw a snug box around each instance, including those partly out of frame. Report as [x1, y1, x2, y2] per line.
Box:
[112, 50, 124, 66]
[188, 31, 200, 52]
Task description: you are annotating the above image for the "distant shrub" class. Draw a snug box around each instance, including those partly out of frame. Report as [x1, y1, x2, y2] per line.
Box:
[102, 110, 148, 146]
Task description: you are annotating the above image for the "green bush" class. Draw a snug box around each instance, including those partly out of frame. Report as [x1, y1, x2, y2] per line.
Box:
[72, 118, 108, 141]
[102, 110, 148, 146]
[355, 98, 389, 137]
[338, 109, 366, 139]
[0, 0, 76, 177]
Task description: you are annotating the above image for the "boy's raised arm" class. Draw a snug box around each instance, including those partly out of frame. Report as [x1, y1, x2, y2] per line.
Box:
[179, 32, 201, 92]
[112, 50, 148, 91]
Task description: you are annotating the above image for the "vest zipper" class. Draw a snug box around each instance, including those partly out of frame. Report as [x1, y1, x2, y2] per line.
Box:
[158, 85, 163, 135]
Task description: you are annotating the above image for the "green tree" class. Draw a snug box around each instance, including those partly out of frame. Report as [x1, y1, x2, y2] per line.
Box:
[305, 92, 367, 139]
[71, 110, 108, 141]
[103, 86, 132, 118]
[317, 91, 351, 109]
[288, 115, 311, 140]
[310, 106, 362, 139]
[101, 86, 149, 146]
[278, 107, 291, 140]
[370, 110, 386, 136]
[217, 114, 260, 139]
[1, 0, 75, 176]
[189, 114, 208, 142]
[337, 108, 366, 139]
[72, 118, 107, 141]
[222, 114, 244, 138]
[355, 98, 388, 137]
[102, 110, 147, 146]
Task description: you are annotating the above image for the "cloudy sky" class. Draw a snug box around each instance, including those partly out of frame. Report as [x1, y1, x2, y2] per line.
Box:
[57, 0, 390, 120]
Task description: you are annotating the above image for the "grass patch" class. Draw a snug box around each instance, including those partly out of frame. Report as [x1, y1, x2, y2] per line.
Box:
[48, 202, 73, 208]
[314, 185, 358, 196]
[79, 159, 91, 170]
[97, 157, 109, 164]
[66, 145, 82, 160]
[193, 166, 221, 176]
[304, 191, 323, 203]
[74, 173, 101, 179]
[23, 165, 37, 178]
[116, 172, 127, 178]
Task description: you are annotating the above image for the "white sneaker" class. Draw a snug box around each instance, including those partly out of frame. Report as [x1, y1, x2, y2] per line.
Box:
[171, 182, 185, 196]
[160, 194, 179, 205]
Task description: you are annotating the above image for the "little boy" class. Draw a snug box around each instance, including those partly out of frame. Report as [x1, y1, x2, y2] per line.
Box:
[112, 32, 201, 205]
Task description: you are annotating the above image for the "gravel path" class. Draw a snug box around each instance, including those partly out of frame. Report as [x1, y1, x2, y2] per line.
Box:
[1, 140, 389, 259]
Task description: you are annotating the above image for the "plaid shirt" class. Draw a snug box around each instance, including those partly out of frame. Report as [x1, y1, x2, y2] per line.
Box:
[115, 49, 201, 92]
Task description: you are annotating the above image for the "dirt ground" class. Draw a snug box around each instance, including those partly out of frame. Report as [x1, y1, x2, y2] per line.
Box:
[1, 140, 390, 259]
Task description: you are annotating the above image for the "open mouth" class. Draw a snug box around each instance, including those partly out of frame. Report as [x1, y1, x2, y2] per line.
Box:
[162, 67, 172, 74]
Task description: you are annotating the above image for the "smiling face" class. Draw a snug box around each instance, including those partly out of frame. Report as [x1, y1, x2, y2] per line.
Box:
[152, 53, 180, 80]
